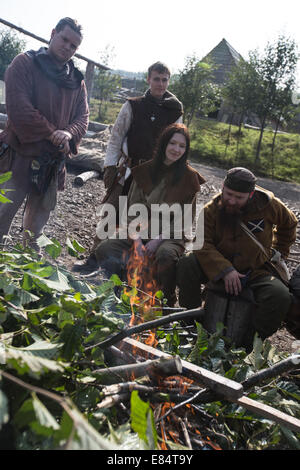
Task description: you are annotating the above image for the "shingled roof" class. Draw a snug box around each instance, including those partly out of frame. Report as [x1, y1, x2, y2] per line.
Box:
[202, 38, 243, 85]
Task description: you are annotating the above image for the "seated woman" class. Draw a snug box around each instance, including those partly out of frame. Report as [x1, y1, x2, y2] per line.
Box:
[95, 123, 205, 306]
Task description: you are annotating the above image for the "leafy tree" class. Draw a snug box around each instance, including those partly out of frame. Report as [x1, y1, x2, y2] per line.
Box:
[251, 35, 298, 164]
[222, 56, 264, 159]
[222, 57, 263, 134]
[0, 29, 26, 80]
[170, 54, 220, 127]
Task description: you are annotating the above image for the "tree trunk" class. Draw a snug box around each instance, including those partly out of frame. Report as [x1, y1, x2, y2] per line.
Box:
[255, 114, 267, 165]
[224, 114, 234, 158]
[270, 109, 283, 178]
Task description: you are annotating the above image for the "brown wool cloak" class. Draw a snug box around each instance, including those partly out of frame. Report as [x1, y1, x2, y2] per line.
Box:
[0, 52, 89, 158]
[195, 187, 298, 282]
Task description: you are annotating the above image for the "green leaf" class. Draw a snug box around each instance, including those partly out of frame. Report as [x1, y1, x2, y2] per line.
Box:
[66, 237, 86, 257]
[65, 407, 116, 450]
[37, 235, 62, 259]
[130, 391, 157, 449]
[4, 342, 65, 378]
[280, 425, 300, 450]
[0, 171, 12, 185]
[0, 193, 12, 204]
[31, 394, 59, 432]
[59, 323, 85, 361]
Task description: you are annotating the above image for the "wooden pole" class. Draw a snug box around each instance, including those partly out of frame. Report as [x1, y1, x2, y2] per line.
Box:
[85, 62, 95, 103]
[0, 17, 109, 103]
[120, 337, 243, 400]
[0, 18, 109, 70]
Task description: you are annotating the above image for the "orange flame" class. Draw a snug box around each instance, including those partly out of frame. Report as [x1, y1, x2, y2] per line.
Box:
[126, 238, 161, 324]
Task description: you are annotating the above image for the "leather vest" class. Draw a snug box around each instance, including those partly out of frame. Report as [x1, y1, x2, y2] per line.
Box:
[126, 92, 182, 167]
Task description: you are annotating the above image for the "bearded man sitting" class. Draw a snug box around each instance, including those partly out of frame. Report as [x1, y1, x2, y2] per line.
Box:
[176, 167, 298, 344]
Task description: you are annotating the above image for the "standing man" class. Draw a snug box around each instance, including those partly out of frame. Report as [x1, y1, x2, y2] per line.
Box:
[0, 17, 89, 248]
[176, 167, 298, 342]
[73, 61, 183, 273]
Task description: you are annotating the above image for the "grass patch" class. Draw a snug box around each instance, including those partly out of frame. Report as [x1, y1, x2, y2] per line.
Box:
[87, 99, 300, 184]
[189, 119, 300, 183]
[89, 99, 122, 124]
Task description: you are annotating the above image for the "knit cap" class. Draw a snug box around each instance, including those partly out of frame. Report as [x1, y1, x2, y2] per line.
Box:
[224, 167, 257, 193]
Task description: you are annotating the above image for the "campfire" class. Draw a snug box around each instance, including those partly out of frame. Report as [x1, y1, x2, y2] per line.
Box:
[113, 237, 221, 449]
[125, 237, 162, 327]
[92, 237, 300, 449]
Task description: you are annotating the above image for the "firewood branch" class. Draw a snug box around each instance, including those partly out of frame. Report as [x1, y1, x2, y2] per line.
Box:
[91, 355, 182, 384]
[242, 354, 300, 390]
[85, 307, 204, 350]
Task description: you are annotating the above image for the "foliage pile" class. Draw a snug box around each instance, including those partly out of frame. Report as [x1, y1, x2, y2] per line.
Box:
[0, 231, 299, 450]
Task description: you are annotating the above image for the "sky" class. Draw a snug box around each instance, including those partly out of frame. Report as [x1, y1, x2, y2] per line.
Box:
[1, 0, 300, 81]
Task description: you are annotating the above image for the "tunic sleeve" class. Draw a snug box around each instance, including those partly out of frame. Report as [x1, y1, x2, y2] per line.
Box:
[5, 54, 56, 144]
[271, 197, 298, 258]
[64, 81, 89, 154]
[104, 101, 133, 166]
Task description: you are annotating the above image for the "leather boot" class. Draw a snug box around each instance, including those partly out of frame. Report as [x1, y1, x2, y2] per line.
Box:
[72, 252, 99, 274]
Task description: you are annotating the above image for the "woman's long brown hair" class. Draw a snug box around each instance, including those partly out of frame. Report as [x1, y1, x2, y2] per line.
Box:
[151, 123, 190, 185]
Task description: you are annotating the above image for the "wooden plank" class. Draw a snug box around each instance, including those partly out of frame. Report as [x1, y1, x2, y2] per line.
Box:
[120, 337, 243, 400]
[236, 396, 300, 433]
[120, 337, 300, 433]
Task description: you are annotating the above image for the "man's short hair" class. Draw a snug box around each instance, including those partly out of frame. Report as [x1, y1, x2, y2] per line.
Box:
[224, 167, 257, 193]
[148, 61, 171, 78]
[55, 17, 83, 38]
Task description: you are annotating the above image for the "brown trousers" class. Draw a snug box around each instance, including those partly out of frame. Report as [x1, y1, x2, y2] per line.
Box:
[0, 149, 53, 248]
[176, 251, 292, 340]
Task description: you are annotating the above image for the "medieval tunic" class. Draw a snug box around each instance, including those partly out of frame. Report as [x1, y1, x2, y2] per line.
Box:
[0, 49, 89, 244]
[96, 160, 205, 305]
[0, 50, 89, 159]
[195, 187, 298, 282]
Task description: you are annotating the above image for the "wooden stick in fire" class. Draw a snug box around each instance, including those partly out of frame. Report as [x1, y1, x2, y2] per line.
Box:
[91, 355, 183, 384]
[85, 307, 205, 351]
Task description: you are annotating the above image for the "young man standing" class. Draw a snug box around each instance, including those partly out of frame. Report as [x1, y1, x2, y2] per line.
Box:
[73, 61, 183, 273]
[176, 167, 298, 343]
[0, 17, 89, 248]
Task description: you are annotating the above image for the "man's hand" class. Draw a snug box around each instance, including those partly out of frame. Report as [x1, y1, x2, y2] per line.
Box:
[223, 270, 246, 296]
[49, 130, 72, 154]
[103, 166, 117, 189]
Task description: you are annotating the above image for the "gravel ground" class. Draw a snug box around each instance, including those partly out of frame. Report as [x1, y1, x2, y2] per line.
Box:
[5, 130, 300, 354]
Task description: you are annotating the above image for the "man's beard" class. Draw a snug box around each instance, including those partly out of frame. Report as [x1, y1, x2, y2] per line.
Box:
[219, 201, 244, 231]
